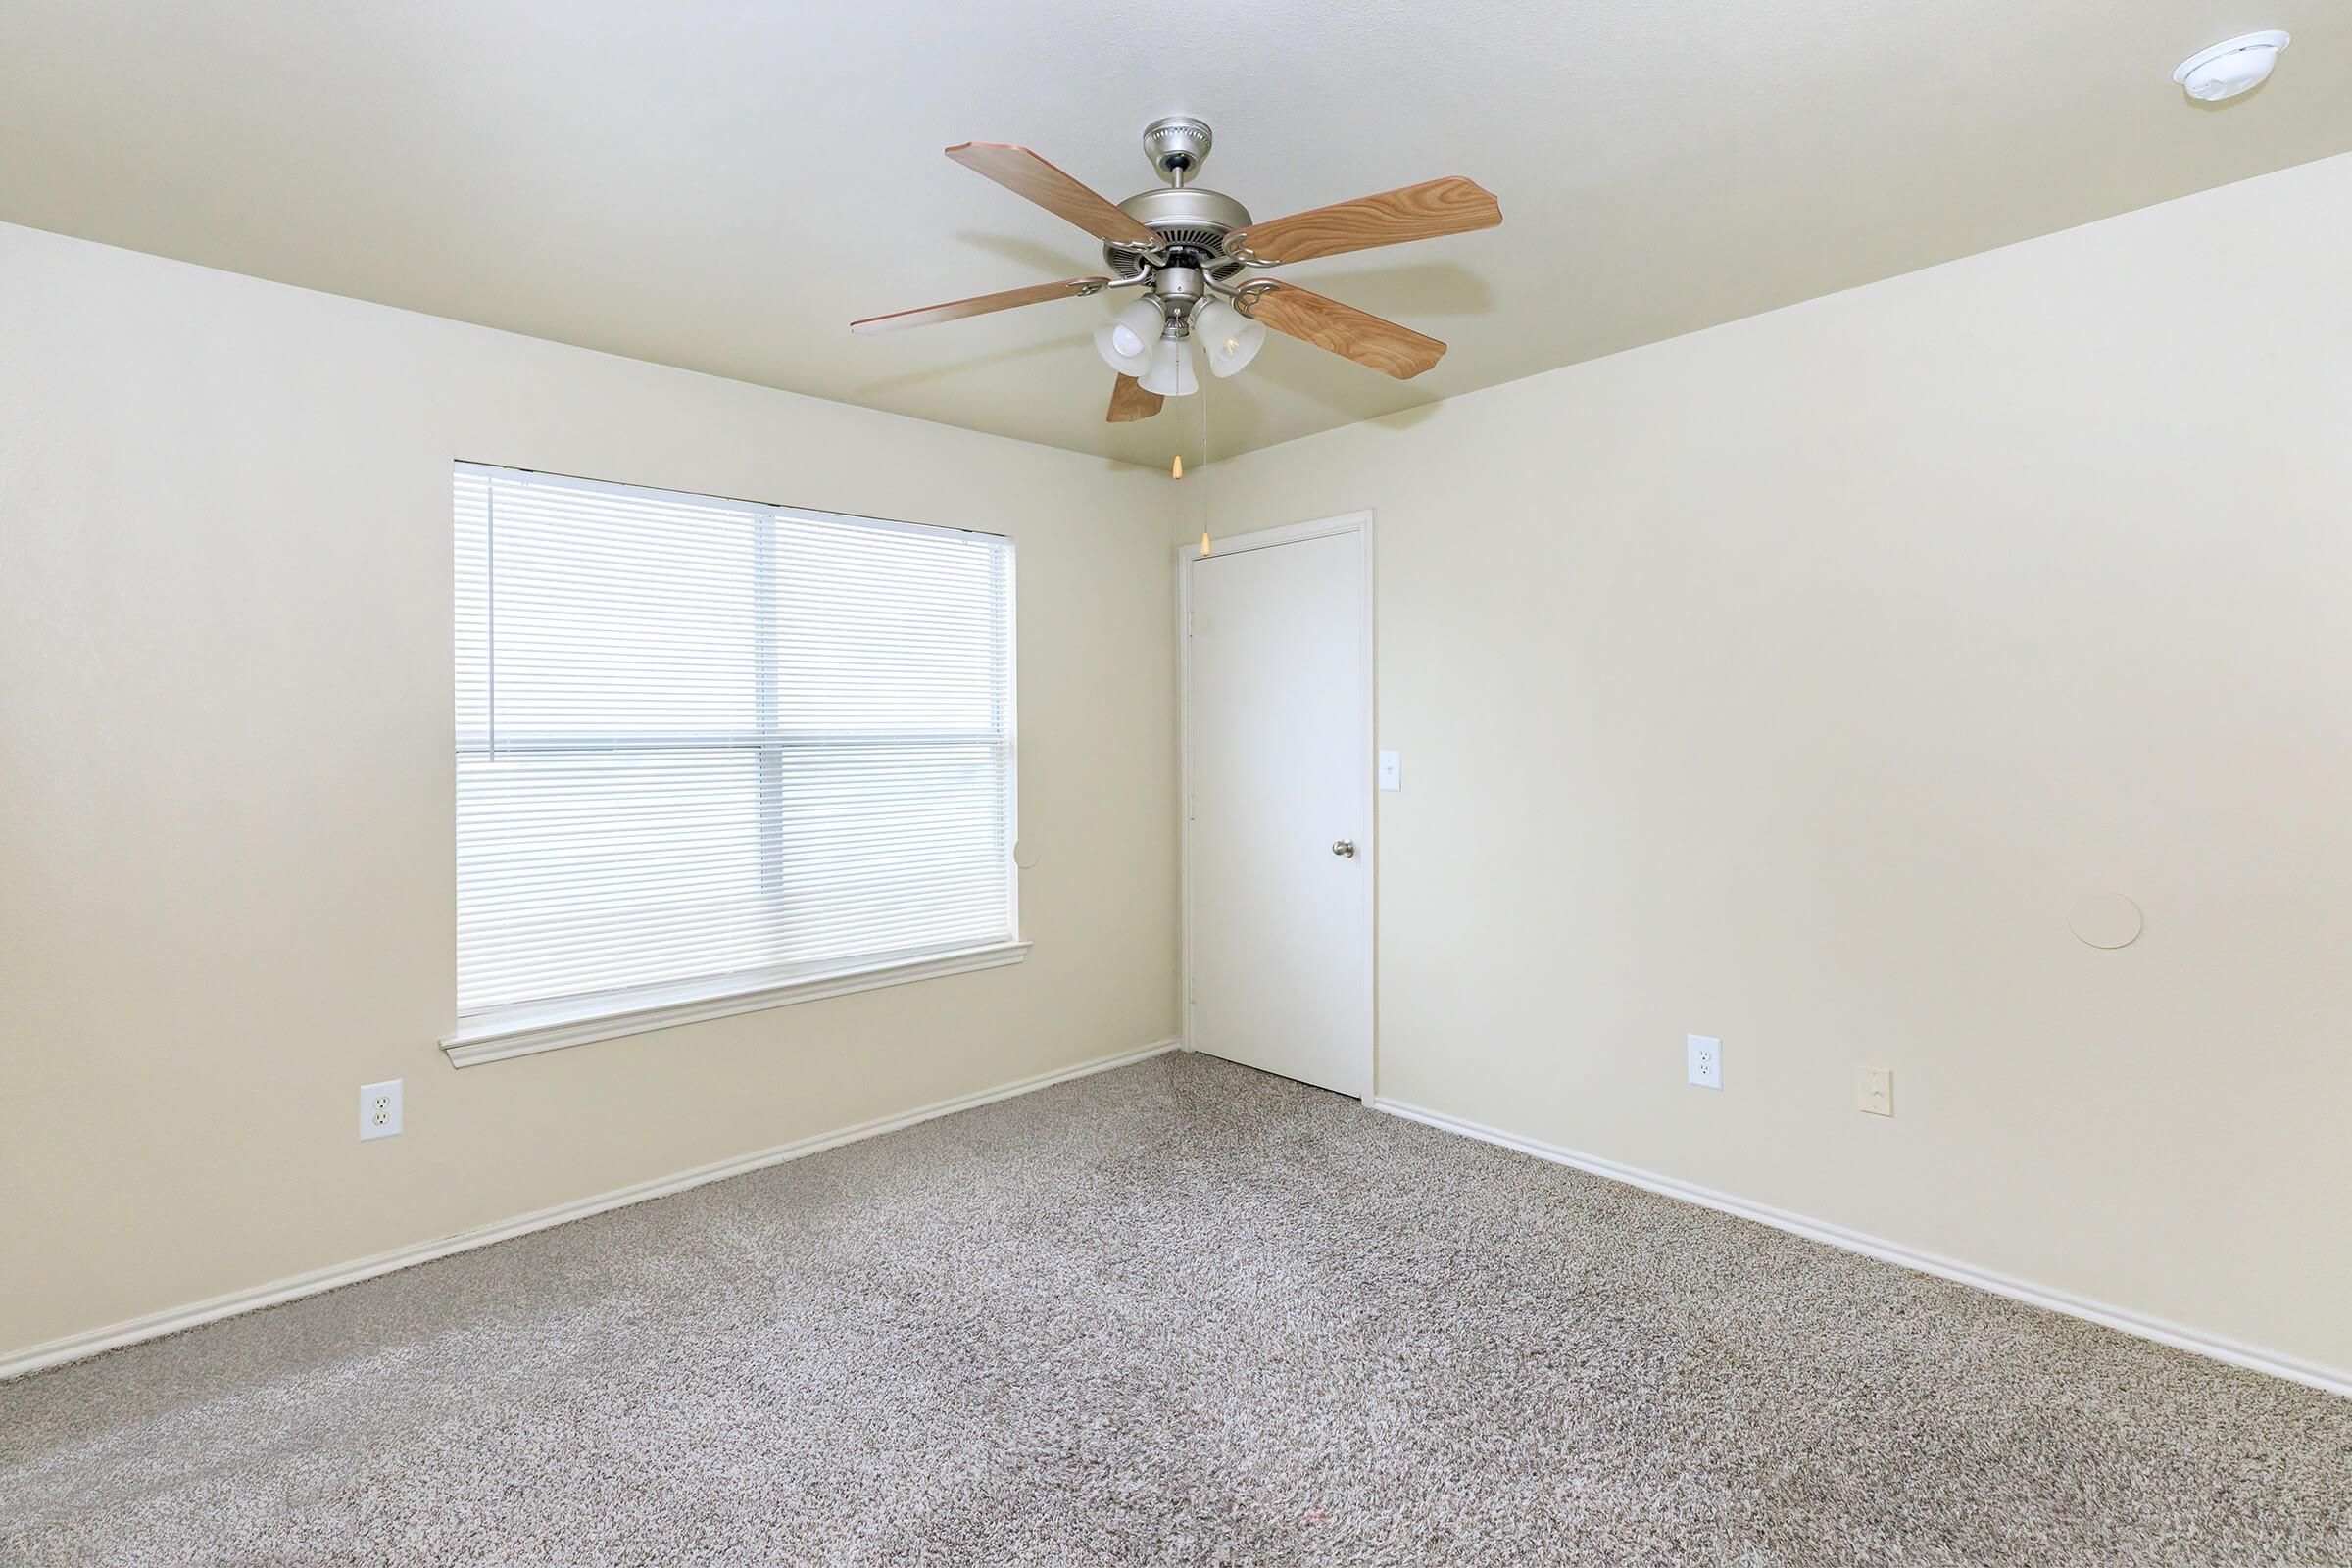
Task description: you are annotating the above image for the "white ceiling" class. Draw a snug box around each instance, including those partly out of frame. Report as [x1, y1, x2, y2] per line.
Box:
[4, 2, 2347, 464]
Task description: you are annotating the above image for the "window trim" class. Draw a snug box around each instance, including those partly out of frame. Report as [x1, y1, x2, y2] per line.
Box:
[439, 939, 1031, 1067]
[445, 463, 1022, 1064]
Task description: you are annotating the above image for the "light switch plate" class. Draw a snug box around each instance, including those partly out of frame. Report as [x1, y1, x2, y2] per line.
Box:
[1855, 1065, 1893, 1117]
[361, 1079, 403, 1140]
[1378, 750, 1401, 791]
[1687, 1035, 1721, 1090]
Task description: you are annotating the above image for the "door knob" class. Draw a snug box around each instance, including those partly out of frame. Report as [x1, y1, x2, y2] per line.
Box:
[1331, 839, 1356, 858]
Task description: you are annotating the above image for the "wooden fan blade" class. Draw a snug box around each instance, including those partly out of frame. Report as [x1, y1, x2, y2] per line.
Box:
[1224, 176, 1501, 265]
[1106, 372, 1163, 423]
[851, 275, 1107, 334]
[945, 143, 1160, 247]
[1242, 283, 1446, 379]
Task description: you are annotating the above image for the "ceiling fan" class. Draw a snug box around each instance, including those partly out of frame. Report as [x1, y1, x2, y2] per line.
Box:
[851, 117, 1501, 424]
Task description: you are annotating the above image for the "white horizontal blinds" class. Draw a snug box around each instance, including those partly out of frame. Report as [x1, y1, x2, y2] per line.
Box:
[767, 513, 1014, 967]
[454, 465, 1014, 1017]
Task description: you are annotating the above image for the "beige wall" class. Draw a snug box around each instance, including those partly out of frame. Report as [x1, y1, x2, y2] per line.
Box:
[1199, 153, 2352, 1377]
[0, 223, 1179, 1358]
[10, 146, 2351, 1381]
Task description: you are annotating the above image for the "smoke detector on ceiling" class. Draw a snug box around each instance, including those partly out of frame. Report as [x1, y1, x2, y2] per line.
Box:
[2173, 30, 2290, 102]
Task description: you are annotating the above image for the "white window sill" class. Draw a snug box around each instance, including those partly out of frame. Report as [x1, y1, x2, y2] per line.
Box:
[439, 941, 1031, 1067]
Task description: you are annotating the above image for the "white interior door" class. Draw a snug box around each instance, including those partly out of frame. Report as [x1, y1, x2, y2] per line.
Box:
[1184, 519, 1371, 1098]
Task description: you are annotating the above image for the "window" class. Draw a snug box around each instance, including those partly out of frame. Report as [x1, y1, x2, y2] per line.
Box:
[445, 464, 1019, 1063]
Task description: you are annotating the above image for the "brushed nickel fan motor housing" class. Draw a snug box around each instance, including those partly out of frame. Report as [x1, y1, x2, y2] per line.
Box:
[1104, 186, 1253, 283]
[1104, 116, 1250, 283]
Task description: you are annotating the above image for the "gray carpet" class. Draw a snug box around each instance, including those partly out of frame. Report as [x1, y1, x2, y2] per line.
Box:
[4, 1052, 2347, 1566]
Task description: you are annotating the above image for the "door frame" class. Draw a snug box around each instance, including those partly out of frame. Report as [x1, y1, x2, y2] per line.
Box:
[1177, 510, 1376, 1101]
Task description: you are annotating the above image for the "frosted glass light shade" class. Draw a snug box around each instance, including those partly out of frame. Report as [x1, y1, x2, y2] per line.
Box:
[1093, 298, 1163, 375]
[1138, 336, 1198, 397]
[1195, 297, 1266, 378]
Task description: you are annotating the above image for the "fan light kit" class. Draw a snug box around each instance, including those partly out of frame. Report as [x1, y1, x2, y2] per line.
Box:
[852, 117, 1502, 425]
[2173, 31, 2289, 102]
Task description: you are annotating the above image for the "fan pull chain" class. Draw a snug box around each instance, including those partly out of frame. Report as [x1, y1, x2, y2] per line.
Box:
[1198, 364, 1212, 557]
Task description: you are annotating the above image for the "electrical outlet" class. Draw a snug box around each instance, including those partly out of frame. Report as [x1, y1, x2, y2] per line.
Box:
[360, 1079, 403, 1141]
[1855, 1066, 1893, 1117]
[1687, 1035, 1721, 1090]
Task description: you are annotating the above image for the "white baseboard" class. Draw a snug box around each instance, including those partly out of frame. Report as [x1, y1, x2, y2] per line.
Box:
[1374, 1097, 2351, 1400]
[1, 1039, 1182, 1383]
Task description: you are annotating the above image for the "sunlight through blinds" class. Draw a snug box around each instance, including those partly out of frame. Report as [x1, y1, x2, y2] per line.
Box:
[454, 464, 1015, 1018]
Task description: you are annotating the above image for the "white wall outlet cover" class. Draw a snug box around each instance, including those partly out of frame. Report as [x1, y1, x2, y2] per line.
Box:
[1687, 1034, 1721, 1090]
[1377, 749, 1401, 791]
[360, 1079, 403, 1140]
[2067, 892, 2142, 950]
[1855, 1065, 1894, 1117]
